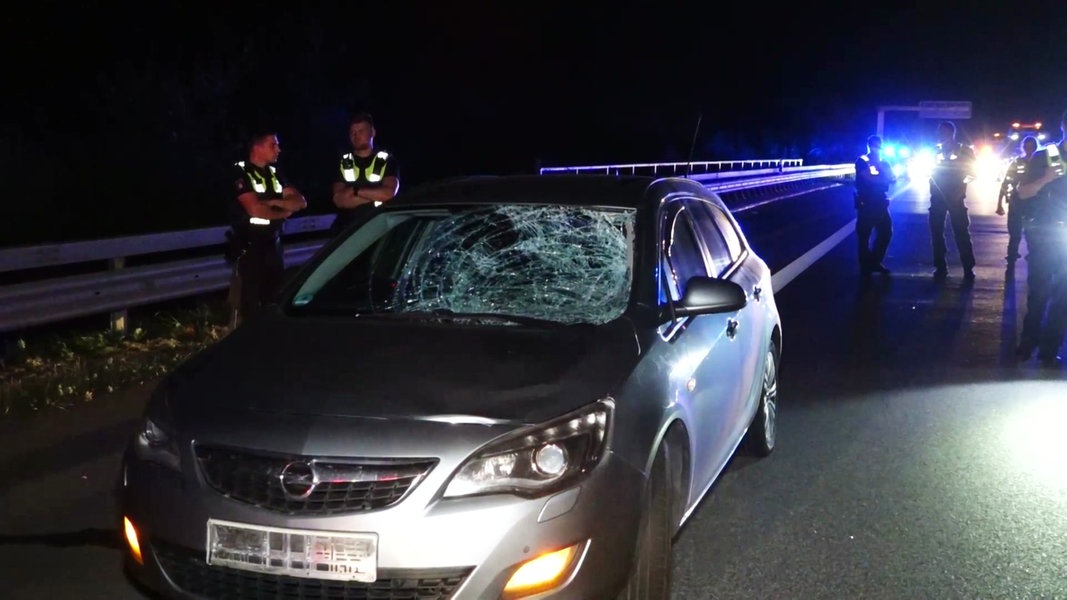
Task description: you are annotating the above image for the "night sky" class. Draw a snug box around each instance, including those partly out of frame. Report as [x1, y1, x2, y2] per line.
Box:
[3, 2, 1066, 246]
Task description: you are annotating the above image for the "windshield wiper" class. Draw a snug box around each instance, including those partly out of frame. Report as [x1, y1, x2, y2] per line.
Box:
[287, 304, 370, 317]
[357, 309, 564, 327]
[289, 306, 573, 327]
[450, 312, 565, 327]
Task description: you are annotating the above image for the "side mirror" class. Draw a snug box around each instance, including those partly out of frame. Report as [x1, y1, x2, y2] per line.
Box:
[670, 276, 747, 319]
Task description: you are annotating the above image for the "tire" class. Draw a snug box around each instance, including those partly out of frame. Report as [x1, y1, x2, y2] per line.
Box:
[616, 444, 674, 600]
[746, 342, 779, 457]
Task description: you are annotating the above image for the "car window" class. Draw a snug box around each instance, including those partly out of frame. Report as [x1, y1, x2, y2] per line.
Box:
[687, 199, 744, 275]
[710, 205, 745, 260]
[662, 207, 709, 303]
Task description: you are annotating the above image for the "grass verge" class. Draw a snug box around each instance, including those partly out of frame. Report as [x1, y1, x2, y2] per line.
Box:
[0, 304, 229, 420]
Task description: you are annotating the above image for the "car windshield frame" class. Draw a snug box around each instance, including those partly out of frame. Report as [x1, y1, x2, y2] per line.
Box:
[284, 202, 638, 326]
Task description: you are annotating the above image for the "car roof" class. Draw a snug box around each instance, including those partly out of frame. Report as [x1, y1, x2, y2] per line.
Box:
[390, 174, 713, 210]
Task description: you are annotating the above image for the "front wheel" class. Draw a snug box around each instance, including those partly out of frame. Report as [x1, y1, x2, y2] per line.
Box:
[746, 343, 779, 457]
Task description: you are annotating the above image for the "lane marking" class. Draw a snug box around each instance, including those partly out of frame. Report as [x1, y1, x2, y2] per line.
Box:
[771, 220, 855, 292]
[769, 181, 915, 292]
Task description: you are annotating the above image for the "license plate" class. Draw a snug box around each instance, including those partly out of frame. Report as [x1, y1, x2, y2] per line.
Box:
[206, 519, 377, 582]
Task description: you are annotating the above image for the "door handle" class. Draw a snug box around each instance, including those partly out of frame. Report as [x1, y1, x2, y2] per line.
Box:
[753, 285, 762, 301]
[726, 319, 739, 339]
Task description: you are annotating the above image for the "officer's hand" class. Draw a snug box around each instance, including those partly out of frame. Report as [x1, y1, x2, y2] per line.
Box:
[995, 206, 1005, 216]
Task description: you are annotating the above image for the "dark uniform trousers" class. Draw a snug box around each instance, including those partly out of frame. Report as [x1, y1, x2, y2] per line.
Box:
[929, 194, 976, 271]
[856, 203, 892, 270]
[230, 226, 283, 321]
[1020, 223, 1067, 358]
[1006, 200, 1024, 260]
[1001, 159, 1028, 261]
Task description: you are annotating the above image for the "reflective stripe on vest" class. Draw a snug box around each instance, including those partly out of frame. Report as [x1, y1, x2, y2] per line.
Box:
[935, 146, 960, 162]
[859, 154, 879, 176]
[235, 161, 283, 194]
[340, 151, 390, 183]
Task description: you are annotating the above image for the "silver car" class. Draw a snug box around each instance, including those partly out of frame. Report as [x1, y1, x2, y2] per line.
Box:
[119, 175, 782, 599]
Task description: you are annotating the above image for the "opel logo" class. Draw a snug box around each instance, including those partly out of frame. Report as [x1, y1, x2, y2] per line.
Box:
[278, 461, 317, 500]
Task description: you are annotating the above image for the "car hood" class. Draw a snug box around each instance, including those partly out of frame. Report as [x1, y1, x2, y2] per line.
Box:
[166, 312, 642, 425]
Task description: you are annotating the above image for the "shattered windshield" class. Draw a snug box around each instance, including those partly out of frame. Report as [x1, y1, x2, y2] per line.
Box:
[289, 204, 636, 325]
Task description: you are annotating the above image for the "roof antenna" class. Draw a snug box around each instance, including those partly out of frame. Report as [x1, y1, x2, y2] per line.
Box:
[685, 112, 703, 179]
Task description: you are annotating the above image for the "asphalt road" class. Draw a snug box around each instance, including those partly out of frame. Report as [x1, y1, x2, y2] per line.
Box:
[672, 176, 1067, 599]
[1, 174, 1064, 599]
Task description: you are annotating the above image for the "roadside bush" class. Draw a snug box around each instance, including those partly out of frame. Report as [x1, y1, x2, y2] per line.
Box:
[0, 304, 228, 419]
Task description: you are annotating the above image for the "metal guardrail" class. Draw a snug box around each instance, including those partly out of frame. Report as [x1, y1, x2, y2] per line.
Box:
[700, 164, 854, 193]
[539, 158, 804, 176]
[0, 241, 325, 333]
[0, 214, 336, 274]
[0, 215, 336, 334]
[0, 164, 854, 335]
[539, 160, 854, 190]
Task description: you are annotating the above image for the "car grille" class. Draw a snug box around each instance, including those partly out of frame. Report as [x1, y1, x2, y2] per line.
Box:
[194, 445, 437, 515]
[154, 540, 472, 600]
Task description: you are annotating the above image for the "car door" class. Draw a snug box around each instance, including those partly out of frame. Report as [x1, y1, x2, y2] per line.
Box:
[686, 198, 767, 444]
[658, 199, 744, 495]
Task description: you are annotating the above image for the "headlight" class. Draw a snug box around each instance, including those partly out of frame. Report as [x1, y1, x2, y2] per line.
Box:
[133, 390, 181, 472]
[443, 399, 613, 499]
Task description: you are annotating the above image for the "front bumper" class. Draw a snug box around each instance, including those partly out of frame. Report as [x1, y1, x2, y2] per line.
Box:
[119, 448, 644, 600]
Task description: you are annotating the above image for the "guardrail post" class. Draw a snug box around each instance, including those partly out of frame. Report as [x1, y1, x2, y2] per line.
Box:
[109, 257, 127, 336]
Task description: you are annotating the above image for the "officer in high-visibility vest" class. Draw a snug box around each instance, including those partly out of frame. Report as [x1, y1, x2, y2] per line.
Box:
[1015, 109, 1067, 366]
[995, 135, 1038, 267]
[929, 120, 977, 280]
[330, 112, 399, 235]
[853, 134, 896, 275]
[228, 130, 307, 327]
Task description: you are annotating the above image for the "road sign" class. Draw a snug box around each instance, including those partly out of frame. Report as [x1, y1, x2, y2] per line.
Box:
[919, 101, 971, 120]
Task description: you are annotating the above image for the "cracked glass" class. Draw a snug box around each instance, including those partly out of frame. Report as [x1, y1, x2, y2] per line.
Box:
[291, 204, 636, 326]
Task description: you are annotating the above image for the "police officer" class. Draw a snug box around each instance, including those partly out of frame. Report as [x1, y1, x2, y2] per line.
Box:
[854, 135, 896, 275]
[995, 135, 1038, 267]
[1015, 109, 1067, 366]
[330, 112, 399, 235]
[228, 130, 307, 327]
[928, 120, 977, 280]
